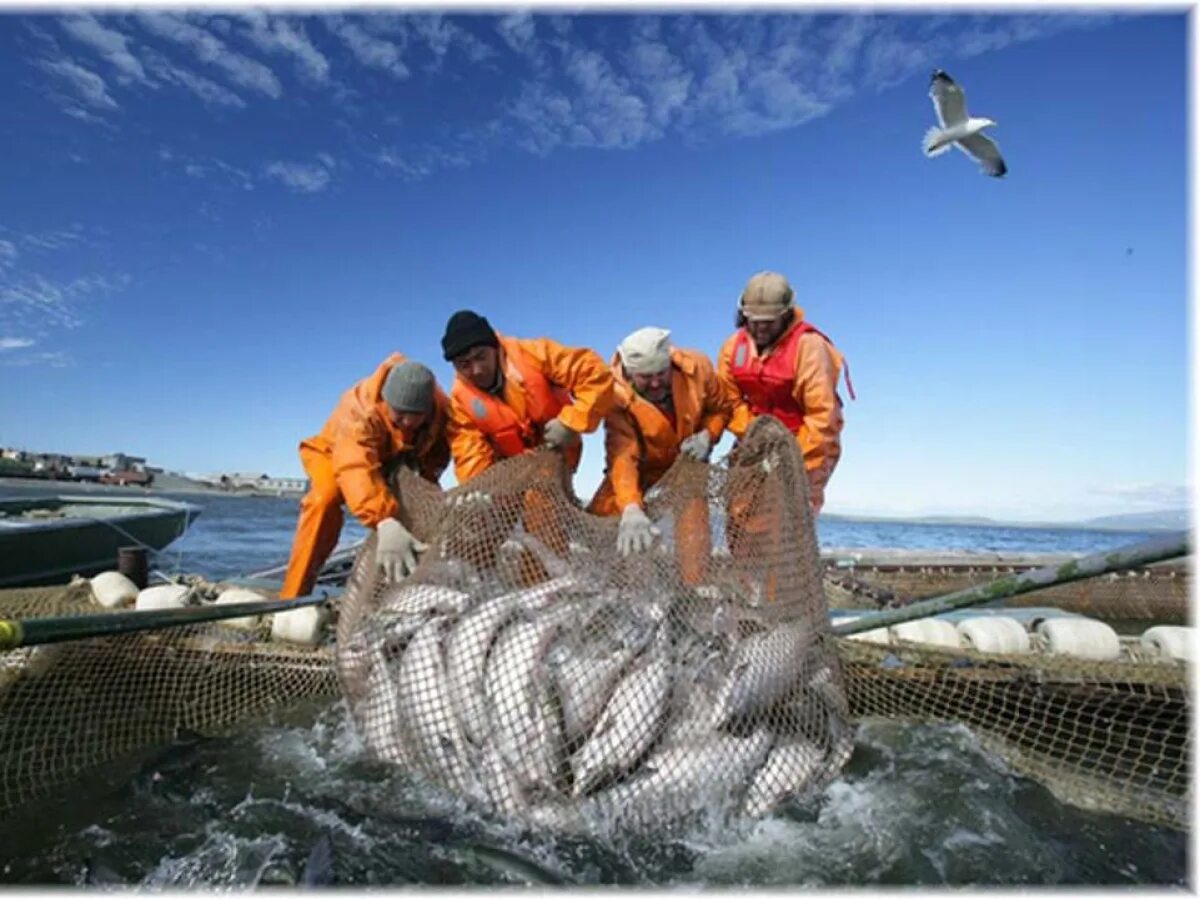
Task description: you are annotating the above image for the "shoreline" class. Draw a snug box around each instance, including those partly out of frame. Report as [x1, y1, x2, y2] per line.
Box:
[0, 475, 305, 500]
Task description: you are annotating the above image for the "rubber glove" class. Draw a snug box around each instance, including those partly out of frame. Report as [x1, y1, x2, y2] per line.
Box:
[616, 504, 660, 556]
[542, 418, 580, 451]
[679, 431, 713, 462]
[376, 518, 427, 581]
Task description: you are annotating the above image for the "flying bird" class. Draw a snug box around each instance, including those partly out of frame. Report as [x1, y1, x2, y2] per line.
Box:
[923, 70, 1007, 178]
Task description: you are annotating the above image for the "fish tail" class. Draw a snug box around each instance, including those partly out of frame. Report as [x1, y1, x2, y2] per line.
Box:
[923, 126, 953, 157]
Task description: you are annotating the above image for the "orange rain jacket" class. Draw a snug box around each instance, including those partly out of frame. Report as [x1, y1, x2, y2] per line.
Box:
[302, 353, 451, 528]
[718, 313, 847, 505]
[589, 347, 735, 515]
[447, 334, 615, 484]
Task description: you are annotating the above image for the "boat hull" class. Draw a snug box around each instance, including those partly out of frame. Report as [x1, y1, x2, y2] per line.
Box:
[0, 496, 202, 587]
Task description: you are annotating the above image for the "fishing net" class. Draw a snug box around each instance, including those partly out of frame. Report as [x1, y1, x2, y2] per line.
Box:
[0, 581, 339, 818]
[0, 416, 1189, 837]
[337, 415, 852, 833]
[825, 559, 1191, 624]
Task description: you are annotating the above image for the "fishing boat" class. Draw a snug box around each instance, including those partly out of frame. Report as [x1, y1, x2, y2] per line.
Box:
[0, 495, 202, 588]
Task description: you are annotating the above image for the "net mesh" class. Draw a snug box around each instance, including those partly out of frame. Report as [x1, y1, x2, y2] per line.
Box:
[0, 417, 1189, 835]
[0, 582, 339, 818]
[338, 416, 853, 834]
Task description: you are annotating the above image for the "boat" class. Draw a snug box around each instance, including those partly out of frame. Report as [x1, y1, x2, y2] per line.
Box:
[0, 495, 202, 588]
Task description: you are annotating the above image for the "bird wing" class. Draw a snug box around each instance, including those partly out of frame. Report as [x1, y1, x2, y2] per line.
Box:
[956, 132, 1007, 177]
[929, 70, 967, 127]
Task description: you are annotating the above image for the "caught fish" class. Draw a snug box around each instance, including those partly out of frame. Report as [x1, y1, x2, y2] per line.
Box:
[571, 654, 672, 798]
[740, 735, 826, 818]
[709, 622, 814, 729]
[395, 616, 476, 794]
[300, 833, 335, 886]
[588, 726, 773, 828]
[480, 742, 526, 816]
[485, 604, 578, 797]
[554, 645, 639, 749]
[379, 582, 472, 618]
[358, 645, 411, 766]
[445, 576, 576, 746]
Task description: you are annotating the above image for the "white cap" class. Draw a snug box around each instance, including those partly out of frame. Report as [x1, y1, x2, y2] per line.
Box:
[617, 327, 672, 375]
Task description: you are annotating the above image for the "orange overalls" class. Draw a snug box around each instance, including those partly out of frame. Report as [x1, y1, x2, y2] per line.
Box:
[588, 347, 733, 586]
[279, 354, 450, 599]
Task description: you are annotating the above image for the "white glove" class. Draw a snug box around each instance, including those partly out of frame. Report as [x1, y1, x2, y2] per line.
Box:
[542, 418, 579, 451]
[617, 504, 660, 556]
[446, 489, 492, 511]
[679, 431, 713, 462]
[376, 518, 427, 581]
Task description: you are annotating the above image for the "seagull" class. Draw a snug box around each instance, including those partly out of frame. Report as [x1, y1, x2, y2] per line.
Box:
[923, 69, 1007, 178]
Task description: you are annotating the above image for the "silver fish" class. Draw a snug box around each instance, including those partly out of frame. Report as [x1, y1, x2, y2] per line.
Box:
[485, 604, 578, 797]
[587, 726, 773, 828]
[571, 654, 672, 798]
[445, 576, 576, 746]
[479, 742, 526, 817]
[379, 582, 472, 618]
[709, 622, 814, 729]
[740, 735, 826, 818]
[554, 645, 639, 748]
[358, 646, 411, 766]
[395, 616, 475, 794]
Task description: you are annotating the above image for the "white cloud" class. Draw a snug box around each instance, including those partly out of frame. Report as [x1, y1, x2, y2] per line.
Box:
[0, 241, 17, 270]
[137, 13, 282, 99]
[237, 12, 331, 85]
[142, 48, 246, 109]
[0, 273, 128, 332]
[38, 58, 119, 111]
[19, 226, 85, 252]
[0, 350, 72, 368]
[0, 338, 34, 351]
[58, 14, 153, 87]
[263, 158, 333, 193]
[496, 13, 536, 56]
[325, 17, 409, 80]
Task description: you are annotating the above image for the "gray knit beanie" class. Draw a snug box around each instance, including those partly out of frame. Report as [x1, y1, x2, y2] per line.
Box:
[382, 361, 435, 413]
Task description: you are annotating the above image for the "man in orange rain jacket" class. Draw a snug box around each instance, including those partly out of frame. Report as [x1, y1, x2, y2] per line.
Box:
[441, 310, 614, 581]
[588, 326, 735, 585]
[279, 356, 450, 599]
[441, 310, 614, 484]
[718, 271, 853, 516]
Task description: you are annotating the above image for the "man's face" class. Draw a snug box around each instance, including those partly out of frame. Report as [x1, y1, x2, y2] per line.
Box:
[627, 365, 671, 405]
[453, 345, 499, 391]
[746, 311, 789, 350]
[389, 409, 429, 432]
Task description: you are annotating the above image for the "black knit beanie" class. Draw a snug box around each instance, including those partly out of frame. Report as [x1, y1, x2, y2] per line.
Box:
[442, 310, 499, 361]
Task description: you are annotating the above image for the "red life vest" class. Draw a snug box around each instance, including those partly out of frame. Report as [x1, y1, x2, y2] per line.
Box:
[728, 320, 851, 431]
[451, 335, 579, 466]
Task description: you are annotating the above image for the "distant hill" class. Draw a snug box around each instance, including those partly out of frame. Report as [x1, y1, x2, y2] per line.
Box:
[1076, 509, 1191, 532]
[823, 509, 1191, 530]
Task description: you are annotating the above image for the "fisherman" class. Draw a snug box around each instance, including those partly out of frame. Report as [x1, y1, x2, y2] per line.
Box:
[718, 271, 853, 516]
[279, 356, 449, 599]
[588, 326, 735, 585]
[440, 310, 615, 582]
[441, 309, 615, 483]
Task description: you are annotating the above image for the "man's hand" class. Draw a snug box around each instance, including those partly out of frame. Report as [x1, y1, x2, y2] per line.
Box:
[376, 518, 427, 581]
[616, 504, 660, 556]
[679, 431, 713, 462]
[542, 418, 580, 451]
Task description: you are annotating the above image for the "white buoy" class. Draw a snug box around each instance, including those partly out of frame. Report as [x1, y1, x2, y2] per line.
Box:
[889, 618, 962, 649]
[839, 615, 891, 646]
[213, 588, 265, 631]
[270, 603, 329, 647]
[956, 616, 1031, 654]
[89, 571, 139, 609]
[1140, 626, 1194, 662]
[1035, 618, 1121, 661]
[135, 584, 191, 611]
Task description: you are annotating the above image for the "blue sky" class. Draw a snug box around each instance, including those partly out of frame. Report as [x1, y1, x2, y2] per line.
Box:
[0, 9, 1190, 522]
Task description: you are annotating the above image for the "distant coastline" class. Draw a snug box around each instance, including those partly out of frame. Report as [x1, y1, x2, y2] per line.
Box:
[0, 474, 305, 499]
